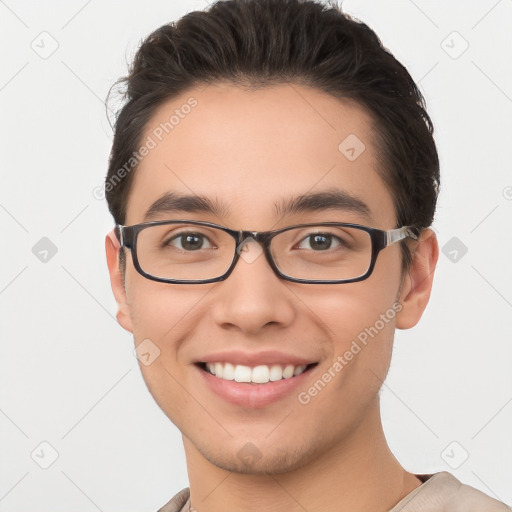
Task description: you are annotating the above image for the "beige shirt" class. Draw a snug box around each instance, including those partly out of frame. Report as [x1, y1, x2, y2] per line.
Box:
[156, 472, 511, 512]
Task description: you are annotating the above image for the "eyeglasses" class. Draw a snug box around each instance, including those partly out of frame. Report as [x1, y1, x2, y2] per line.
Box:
[115, 220, 419, 284]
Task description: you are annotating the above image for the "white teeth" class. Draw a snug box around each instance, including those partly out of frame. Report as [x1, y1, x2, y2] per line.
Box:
[222, 362, 235, 380]
[269, 364, 283, 381]
[293, 364, 307, 376]
[251, 365, 270, 383]
[282, 365, 295, 379]
[234, 365, 251, 382]
[204, 362, 310, 384]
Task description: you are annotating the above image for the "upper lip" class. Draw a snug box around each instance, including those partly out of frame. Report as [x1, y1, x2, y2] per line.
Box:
[196, 350, 317, 367]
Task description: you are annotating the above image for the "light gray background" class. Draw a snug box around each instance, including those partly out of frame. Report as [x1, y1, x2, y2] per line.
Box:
[1, 0, 511, 510]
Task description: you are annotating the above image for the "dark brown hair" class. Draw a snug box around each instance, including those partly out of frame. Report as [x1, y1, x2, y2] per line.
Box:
[105, 0, 439, 273]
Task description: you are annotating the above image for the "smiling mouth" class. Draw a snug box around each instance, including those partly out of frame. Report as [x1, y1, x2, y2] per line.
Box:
[196, 361, 318, 384]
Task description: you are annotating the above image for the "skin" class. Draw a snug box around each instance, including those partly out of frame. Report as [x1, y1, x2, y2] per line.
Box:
[106, 82, 439, 512]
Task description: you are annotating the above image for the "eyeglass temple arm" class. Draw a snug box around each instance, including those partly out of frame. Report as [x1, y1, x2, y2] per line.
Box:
[385, 226, 419, 246]
[115, 225, 124, 247]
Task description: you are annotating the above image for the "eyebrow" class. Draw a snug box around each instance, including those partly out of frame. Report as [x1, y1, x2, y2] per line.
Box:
[143, 188, 372, 222]
[274, 189, 372, 220]
[143, 193, 230, 221]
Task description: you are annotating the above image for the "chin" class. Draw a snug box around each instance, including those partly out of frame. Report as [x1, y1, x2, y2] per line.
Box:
[196, 438, 317, 476]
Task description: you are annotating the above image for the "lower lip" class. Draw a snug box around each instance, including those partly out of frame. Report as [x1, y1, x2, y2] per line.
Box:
[195, 364, 317, 409]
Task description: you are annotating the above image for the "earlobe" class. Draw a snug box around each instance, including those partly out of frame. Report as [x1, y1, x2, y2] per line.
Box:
[105, 229, 133, 333]
[395, 228, 439, 330]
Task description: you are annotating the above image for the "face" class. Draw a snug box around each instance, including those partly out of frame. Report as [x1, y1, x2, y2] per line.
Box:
[106, 82, 432, 475]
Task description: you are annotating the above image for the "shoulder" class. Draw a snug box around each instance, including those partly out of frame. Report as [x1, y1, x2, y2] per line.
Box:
[156, 476, 512, 512]
[156, 487, 190, 512]
[391, 472, 511, 512]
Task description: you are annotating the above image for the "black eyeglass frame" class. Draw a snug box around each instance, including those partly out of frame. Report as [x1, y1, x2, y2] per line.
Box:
[115, 220, 419, 285]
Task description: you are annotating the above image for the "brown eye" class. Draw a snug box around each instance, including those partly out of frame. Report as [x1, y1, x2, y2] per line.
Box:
[297, 233, 348, 251]
[166, 232, 213, 251]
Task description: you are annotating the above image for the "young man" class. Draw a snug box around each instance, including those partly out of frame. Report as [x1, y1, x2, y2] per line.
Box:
[104, 1, 511, 510]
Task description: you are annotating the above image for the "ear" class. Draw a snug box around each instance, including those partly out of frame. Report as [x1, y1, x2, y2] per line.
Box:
[105, 229, 133, 333]
[395, 228, 439, 329]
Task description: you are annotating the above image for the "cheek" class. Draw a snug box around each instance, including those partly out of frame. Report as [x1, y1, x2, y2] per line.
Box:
[125, 280, 201, 425]
[126, 274, 201, 344]
[125, 275, 212, 386]
[302, 279, 399, 340]
[289, 287, 399, 437]
[307, 280, 400, 384]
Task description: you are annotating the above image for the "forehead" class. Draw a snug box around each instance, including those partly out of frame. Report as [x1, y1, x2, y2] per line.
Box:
[125, 82, 396, 228]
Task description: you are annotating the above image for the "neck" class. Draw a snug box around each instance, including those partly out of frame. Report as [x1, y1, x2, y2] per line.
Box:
[183, 398, 421, 512]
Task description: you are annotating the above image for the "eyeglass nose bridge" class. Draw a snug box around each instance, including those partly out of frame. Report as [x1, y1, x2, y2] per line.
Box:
[236, 228, 276, 245]
[234, 230, 274, 266]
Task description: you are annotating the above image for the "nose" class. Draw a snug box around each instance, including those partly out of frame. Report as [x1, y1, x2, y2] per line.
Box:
[209, 238, 296, 334]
